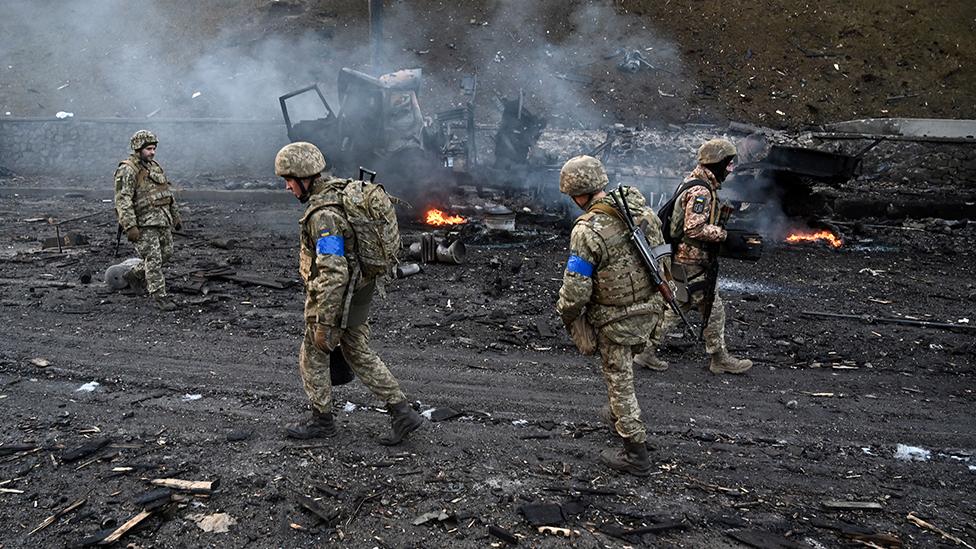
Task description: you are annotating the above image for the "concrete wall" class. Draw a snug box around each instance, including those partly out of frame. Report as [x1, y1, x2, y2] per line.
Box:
[0, 117, 289, 177]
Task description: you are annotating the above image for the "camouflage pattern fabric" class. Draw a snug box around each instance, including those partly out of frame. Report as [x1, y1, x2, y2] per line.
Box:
[696, 138, 737, 165]
[557, 187, 663, 340]
[128, 226, 173, 296]
[299, 321, 406, 413]
[646, 267, 727, 355]
[557, 186, 665, 445]
[275, 141, 326, 178]
[299, 179, 363, 327]
[559, 155, 609, 196]
[598, 334, 647, 444]
[296, 181, 408, 413]
[672, 165, 726, 266]
[114, 154, 180, 231]
[129, 130, 158, 151]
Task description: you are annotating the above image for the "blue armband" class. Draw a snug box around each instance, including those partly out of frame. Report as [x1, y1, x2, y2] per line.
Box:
[316, 234, 345, 256]
[566, 254, 594, 277]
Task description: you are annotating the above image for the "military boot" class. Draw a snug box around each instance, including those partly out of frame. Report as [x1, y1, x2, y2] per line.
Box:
[708, 350, 753, 374]
[600, 438, 652, 477]
[379, 401, 424, 446]
[153, 294, 178, 312]
[633, 348, 669, 371]
[284, 410, 337, 439]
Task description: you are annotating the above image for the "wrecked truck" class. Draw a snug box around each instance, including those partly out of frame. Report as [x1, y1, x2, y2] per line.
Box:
[279, 68, 456, 201]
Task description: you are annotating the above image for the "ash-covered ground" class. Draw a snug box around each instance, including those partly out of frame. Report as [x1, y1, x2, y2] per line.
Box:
[0, 185, 974, 548]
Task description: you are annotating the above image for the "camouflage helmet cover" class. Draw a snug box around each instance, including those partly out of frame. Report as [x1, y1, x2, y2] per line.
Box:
[559, 155, 609, 196]
[274, 142, 327, 178]
[696, 138, 737, 165]
[130, 130, 158, 151]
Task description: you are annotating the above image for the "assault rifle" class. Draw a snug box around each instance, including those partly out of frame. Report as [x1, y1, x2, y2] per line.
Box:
[608, 187, 698, 339]
[114, 224, 123, 257]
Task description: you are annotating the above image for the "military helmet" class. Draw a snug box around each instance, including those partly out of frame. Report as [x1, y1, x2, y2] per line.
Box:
[559, 155, 609, 196]
[274, 142, 326, 178]
[696, 138, 737, 165]
[130, 130, 158, 151]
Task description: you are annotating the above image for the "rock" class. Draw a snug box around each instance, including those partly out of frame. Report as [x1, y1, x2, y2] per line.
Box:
[190, 512, 236, 533]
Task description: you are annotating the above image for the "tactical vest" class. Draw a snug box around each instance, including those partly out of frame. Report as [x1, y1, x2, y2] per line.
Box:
[119, 158, 174, 215]
[575, 205, 656, 308]
[670, 180, 718, 250]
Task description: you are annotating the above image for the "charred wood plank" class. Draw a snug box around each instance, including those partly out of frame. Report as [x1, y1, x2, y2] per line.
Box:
[61, 438, 112, 463]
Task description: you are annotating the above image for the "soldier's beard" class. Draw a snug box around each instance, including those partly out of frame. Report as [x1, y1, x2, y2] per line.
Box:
[297, 182, 311, 203]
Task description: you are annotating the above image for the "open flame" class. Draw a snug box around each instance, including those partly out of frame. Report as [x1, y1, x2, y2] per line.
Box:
[786, 229, 843, 249]
[425, 208, 467, 226]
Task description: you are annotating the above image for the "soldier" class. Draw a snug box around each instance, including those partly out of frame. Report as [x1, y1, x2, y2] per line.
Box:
[634, 138, 752, 374]
[274, 142, 424, 445]
[114, 130, 181, 311]
[556, 155, 665, 477]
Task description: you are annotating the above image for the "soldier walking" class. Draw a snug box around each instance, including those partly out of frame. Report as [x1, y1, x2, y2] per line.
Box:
[556, 155, 665, 477]
[274, 142, 424, 445]
[634, 138, 752, 374]
[114, 130, 181, 311]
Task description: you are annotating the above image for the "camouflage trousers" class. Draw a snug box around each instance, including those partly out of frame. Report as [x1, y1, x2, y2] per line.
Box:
[597, 333, 647, 444]
[650, 283, 727, 355]
[131, 226, 173, 296]
[299, 322, 406, 413]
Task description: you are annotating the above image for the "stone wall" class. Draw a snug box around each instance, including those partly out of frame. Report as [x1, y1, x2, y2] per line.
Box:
[0, 118, 289, 178]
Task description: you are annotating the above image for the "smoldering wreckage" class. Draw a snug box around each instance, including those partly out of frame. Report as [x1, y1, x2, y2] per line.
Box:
[2, 28, 976, 549]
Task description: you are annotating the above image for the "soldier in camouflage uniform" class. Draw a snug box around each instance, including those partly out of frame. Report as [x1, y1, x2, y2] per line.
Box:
[635, 138, 752, 374]
[556, 155, 665, 477]
[114, 130, 181, 311]
[275, 142, 424, 445]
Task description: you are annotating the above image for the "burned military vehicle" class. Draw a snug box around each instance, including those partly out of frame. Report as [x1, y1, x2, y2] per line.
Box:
[279, 68, 464, 203]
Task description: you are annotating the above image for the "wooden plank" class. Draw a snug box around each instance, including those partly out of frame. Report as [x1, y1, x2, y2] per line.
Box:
[98, 510, 152, 545]
[822, 500, 884, 511]
[29, 497, 86, 535]
[150, 478, 218, 493]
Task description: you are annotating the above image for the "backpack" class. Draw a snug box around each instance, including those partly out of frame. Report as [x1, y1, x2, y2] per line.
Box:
[657, 179, 709, 247]
[340, 179, 402, 280]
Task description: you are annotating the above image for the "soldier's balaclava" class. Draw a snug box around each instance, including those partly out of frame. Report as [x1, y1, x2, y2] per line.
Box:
[703, 156, 735, 184]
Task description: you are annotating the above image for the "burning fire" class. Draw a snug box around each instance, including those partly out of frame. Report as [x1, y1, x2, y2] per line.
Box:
[786, 229, 843, 249]
[425, 208, 467, 226]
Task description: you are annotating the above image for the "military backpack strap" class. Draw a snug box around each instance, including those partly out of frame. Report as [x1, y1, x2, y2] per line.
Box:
[587, 202, 624, 223]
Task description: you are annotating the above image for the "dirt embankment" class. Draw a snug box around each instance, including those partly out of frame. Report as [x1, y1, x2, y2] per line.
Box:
[2, 1, 973, 128]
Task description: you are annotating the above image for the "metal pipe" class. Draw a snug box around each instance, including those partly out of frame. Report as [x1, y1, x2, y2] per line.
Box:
[369, 0, 384, 70]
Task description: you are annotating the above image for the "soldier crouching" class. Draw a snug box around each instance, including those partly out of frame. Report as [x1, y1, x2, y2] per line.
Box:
[555, 155, 665, 477]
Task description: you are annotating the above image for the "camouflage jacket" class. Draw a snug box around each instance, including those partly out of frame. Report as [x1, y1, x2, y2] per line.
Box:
[299, 178, 371, 327]
[557, 187, 664, 345]
[114, 154, 180, 231]
[672, 165, 726, 266]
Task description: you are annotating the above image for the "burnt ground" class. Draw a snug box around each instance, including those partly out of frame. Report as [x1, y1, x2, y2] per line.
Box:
[1, 188, 974, 548]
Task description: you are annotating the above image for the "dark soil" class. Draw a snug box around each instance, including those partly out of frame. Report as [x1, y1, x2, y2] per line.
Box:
[1, 190, 974, 547]
[2, 1, 973, 127]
